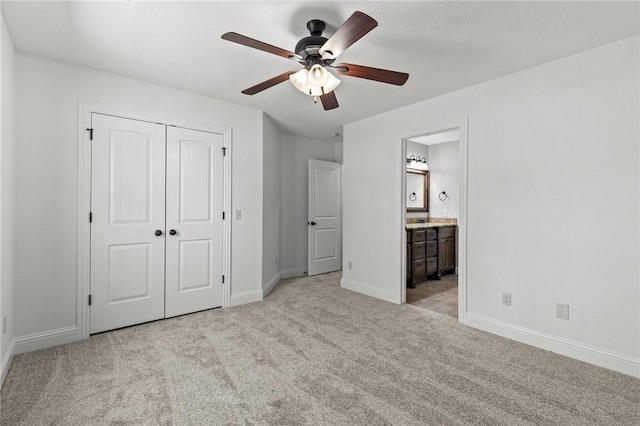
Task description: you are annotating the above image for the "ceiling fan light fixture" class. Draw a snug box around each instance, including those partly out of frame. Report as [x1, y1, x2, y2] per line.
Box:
[322, 72, 341, 94]
[289, 66, 341, 97]
[307, 64, 329, 87]
[289, 68, 309, 92]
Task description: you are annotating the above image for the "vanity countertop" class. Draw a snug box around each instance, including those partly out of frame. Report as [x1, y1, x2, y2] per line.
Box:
[406, 222, 456, 229]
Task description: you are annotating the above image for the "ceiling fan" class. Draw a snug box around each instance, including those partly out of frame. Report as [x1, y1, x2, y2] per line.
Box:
[221, 11, 409, 111]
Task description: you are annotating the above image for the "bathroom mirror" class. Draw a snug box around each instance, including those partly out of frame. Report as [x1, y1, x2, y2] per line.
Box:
[406, 169, 429, 212]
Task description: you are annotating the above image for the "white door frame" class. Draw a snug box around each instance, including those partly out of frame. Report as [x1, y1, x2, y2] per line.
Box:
[77, 100, 232, 339]
[400, 117, 468, 324]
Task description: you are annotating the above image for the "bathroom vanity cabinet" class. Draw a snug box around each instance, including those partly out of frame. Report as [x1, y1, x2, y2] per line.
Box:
[407, 225, 456, 287]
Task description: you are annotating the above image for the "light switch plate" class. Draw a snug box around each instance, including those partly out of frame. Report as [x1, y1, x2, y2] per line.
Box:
[556, 303, 570, 320]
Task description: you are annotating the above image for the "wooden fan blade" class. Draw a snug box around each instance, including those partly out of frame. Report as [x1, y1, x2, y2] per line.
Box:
[222, 32, 300, 60]
[319, 11, 377, 59]
[320, 91, 339, 110]
[241, 71, 297, 95]
[335, 63, 409, 86]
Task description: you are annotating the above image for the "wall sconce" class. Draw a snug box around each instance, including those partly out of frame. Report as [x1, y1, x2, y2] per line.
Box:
[406, 155, 428, 170]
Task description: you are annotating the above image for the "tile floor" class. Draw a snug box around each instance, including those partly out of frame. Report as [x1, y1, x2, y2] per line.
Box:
[406, 274, 458, 319]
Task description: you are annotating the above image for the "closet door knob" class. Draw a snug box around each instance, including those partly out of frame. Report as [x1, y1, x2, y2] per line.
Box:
[309, 221, 317, 226]
[169, 229, 177, 236]
[154, 230, 163, 236]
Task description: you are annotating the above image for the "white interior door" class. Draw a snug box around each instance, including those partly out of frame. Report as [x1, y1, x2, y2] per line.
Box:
[90, 114, 166, 334]
[165, 127, 224, 317]
[308, 159, 342, 276]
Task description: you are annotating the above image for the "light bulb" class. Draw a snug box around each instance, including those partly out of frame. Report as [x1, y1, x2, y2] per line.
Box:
[307, 64, 329, 88]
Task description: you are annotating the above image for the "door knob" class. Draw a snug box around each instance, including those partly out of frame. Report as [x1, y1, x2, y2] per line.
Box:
[169, 229, 177, 236]
[309, 221, 317, 226]
[154, 230, 163, 236]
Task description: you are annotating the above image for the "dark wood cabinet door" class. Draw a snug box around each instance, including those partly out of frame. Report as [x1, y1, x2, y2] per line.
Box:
[437, 226, 456, 275]
[438, 239, 446, 271]
[443, 238, 456, 271]
[412, 242, 426, 260]
[406, 242, 411, 280]
[413, 259, 426, 278]
[426, 257, 438, 274]
[426, 241, 437, 257]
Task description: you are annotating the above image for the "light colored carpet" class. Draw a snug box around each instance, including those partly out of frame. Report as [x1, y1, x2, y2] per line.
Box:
[1, 272, 638, 425]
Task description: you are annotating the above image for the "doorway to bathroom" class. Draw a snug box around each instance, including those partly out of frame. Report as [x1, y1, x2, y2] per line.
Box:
[401, 119, 468, 322]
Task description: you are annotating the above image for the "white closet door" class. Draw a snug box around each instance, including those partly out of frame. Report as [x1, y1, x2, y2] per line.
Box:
[165, 126, 224, 317]
[90, 114, 166, 334]
[308, 159, 342, 276]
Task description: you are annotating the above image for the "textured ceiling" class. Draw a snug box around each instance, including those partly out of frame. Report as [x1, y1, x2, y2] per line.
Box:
[2, 1, 638, 142]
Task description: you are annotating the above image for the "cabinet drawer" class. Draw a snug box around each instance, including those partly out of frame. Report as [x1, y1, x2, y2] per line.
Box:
[426, 241, 437, 257]
[413, 259, 426, 276]
[426, 229, 437, 241]
[412, 242, 425, 259]
[413, 229, 426, 242]
[439, 226, 455, 239]
[426, 257, 438, 273]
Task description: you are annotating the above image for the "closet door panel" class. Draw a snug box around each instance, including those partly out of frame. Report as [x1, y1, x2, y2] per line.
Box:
[90, 114, 166, 334]
[165, 127, 224, 317]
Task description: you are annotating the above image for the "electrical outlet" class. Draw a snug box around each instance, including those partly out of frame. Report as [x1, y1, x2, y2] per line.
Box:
[443, 209, 448, 217]
[235, 209, 241, 220]
[348, 261, 353, 270]
[2, 316, 7, 335]
[556, 303, 570, 320]
[502, 292, 512, 306]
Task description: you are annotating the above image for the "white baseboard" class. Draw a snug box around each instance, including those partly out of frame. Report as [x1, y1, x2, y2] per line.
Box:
[280, 267, 307, 279]
[465, 313, 640, 378]
[229, 290, 263, 307]
[263, 273, 281, 298]
[340, 278, 397, 304]
[14, 326, 79, 355]
[1, 338, 15, 388]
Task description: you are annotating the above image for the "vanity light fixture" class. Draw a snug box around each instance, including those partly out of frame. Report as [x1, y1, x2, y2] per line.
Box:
[406, 155, 428, 170]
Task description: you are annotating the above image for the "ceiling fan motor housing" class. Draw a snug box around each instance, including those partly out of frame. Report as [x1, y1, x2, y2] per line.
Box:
[294, 20, 334, 66]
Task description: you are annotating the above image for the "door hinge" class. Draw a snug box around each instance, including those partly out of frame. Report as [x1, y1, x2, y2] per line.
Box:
[222, 147, 226, 156]
[88, 294, 92, 306]
[86, 128, 93, 140]
[222, 275, 225, 284]
[89, 212, 93, 223]
[222, 211, 225, 220]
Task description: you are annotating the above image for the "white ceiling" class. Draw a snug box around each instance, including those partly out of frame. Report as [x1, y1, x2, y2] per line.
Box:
[2, 1, 638, 142]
